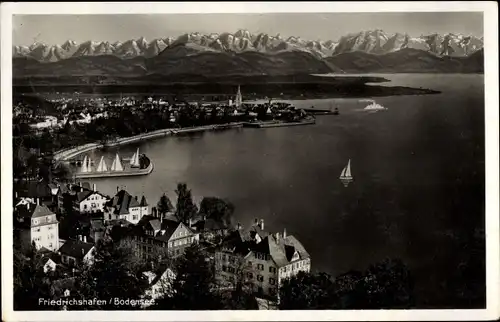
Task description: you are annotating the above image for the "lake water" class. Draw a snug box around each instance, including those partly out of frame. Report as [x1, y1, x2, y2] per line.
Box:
[83, 74, 485, 308]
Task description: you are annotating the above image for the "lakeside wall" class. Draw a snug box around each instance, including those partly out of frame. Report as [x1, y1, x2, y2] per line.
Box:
[53, 123, 245, 161]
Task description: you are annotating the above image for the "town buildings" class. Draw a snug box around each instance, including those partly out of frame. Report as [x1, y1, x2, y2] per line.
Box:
[14, 200, 60, 252]
[58, 237, 96, 267]
[215, 219, 311, 299]
[128, 214, 200, 260]
[104, 190, 149, 224]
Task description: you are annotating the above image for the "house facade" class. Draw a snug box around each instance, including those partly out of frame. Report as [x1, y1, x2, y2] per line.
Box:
[129, 215, 200, 260]
[74, 184, 109, 214]
[104, 190, 149, 224]
[15, 202, 60, 252]
[58, 238, 95, 267]
[215, 219, 311, 299]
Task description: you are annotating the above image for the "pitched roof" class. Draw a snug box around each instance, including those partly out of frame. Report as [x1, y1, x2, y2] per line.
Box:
[139, 195, 148, 206]
[76, 190, 93, 202]
[220, 228, 310, 268]
[30, 204, 55, 219]
[107, 190, 141, 215]
[58, 240, 95, 260]
[154, 219, 181, 242]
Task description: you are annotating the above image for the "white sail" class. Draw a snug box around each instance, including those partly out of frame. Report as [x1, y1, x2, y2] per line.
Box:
[339, 159, 353, 187]
[131, 148, 140, 167]
[87, 157, 93, 172]
[111, 153, 124, 172]
[97, 156, 108, 172]
[344, 159, 352, 178]
[81, 155, 88, 173]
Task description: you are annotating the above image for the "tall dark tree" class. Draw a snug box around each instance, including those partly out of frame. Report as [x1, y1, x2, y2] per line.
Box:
[279, 258, 415, 310]
[279, 271, 337, 310]
[175, 183, 198, 224]
[198, 197, 235, 227]
[154, 244, 222, 310]
[13, 244, 56, 310]
[157, 193, 174, 218]
[71, 237, 144, 310]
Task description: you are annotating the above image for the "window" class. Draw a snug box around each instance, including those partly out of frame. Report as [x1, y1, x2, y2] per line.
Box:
[222, 265, 227, 272]
[222, 254, 227, 261]
[84, 205, 87, 210]
[269, 278, 276, 285]
[257, 264, 264, 271]
[91, 203, 96, 208]
[248, 261, 252, 268]
[228, 267, 235, 273]
[269, 267, 276, 273]
[46, 216, 51, 222]
[133, 215, 138, 220]
[257, 275, 264, 282]
[169, 242, 173, 248]
[49, 243, 53, 248]
[247, 272, 253, 279]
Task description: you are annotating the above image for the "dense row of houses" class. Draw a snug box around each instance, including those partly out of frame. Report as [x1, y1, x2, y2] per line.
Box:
[13, 179, 311, 304]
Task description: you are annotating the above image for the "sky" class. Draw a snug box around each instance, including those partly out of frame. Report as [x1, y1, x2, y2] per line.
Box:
[13, 12, 483, 46]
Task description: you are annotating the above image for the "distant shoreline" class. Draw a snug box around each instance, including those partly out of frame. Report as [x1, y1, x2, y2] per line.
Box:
[54, 119, 317, 163]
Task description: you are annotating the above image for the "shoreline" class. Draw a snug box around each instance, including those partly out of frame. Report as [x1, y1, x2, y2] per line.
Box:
[54, 120, 313, 162]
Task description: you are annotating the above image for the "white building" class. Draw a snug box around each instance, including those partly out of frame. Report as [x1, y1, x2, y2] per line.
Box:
[74, 183, 109, 214]
[16, 201, 60, 252]
[104, 190, 149, 224]
[215, 220, 310, 299]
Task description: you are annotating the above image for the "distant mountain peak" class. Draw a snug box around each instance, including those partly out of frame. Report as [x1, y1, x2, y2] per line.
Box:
[13, 30, 483, 62]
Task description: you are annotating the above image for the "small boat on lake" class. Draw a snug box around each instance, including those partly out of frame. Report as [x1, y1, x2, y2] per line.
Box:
[339, 159, 353, 187]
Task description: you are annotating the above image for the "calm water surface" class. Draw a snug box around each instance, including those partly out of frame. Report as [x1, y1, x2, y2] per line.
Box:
[84, 74, 485, 307]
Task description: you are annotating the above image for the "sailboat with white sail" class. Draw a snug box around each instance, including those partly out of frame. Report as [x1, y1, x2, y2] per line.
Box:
[80, 155, 89, 173]
[96, 156, 108, 172]
[110, 153, 124, 172]
[339, 159, 353, 187]
[130, 148, 140, 168]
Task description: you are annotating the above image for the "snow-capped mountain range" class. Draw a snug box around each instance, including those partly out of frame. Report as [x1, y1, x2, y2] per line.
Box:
[13, 29, 483, 63]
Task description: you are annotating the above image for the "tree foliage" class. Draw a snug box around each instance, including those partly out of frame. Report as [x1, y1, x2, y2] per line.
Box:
[279, 258, 415, 310]
[13, 244, 57, 310]
[175, 183, 198, 224]
[198, 197, 235, 227]
[71, 237, 145, 310]
[157, 193, 174, 217]
[154, 244, 223, 310]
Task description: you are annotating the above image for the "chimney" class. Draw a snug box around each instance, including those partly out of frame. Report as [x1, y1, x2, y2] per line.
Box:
[276, 232, 280, 244]
[36, 198, 40, 205]
[15, 191, 18, 198]
[27, 202, 30, 210]
[83, 236, 87, 243]
[117, 186, 119, 192]
[254, 218, 259, 226]
[237, 223, 242, 230]
[188, 218, 192, 227]
[283, 228, 287, 239]
[259, 219, 264, 230]
[81, 249, 85, 256]
[78, 235, 82, 241]
[93, 183, 96, 191]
